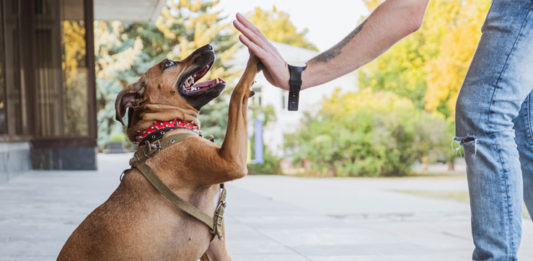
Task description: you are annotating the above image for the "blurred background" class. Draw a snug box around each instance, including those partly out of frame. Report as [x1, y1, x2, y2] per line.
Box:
[2, 0, 533, 260]
[0, 0, 490, 178]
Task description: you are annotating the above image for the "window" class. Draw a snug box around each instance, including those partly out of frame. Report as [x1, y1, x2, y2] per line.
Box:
[61, 6, 89, 136]
[0, 0, 95, 146]
[0, 1, 6, 134]
[34, 0, 89, 137]
[0, 0, 27, 136]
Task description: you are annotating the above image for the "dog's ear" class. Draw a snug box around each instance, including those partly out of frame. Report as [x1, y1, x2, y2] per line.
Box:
[115, 81, 145, 126]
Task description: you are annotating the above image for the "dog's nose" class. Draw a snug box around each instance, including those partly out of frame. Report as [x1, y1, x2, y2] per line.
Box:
[201, 44, 213, 51]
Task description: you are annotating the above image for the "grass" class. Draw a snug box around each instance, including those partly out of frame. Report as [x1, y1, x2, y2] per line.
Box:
[393, 189, 531, 219]
[394, 189, 469, 203]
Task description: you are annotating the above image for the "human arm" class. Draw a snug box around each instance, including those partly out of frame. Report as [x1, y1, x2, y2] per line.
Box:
[233, 0, 429, 90]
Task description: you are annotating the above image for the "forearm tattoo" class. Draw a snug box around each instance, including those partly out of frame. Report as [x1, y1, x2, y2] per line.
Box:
[310, 20, 368, 63]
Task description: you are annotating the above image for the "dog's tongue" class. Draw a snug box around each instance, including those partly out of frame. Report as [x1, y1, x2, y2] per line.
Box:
[194, 78, 225, 88]
[193, 65, 211, 79]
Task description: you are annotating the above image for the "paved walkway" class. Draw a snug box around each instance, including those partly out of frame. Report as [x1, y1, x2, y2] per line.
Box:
[1, 154, 532, 261]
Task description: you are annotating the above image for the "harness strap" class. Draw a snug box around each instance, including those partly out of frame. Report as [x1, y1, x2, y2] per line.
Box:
[129, 132, 227, 239]
[130, 132, 197, 164]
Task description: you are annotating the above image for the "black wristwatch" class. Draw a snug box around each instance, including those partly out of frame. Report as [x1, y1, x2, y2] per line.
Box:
[287, 64, 307, 111]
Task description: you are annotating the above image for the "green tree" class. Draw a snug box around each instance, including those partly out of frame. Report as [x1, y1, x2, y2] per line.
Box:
[247, 6, 317, 51]
[95, 0, 239, 148]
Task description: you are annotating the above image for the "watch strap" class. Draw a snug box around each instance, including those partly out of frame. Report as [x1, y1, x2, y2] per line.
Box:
[288, 64, 307, 111]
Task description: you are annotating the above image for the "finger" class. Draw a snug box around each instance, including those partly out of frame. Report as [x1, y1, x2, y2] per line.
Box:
[240, 36, 286, 88]
[234, 20, 267, 49]
[235, 17, 279, 57]
[236, 13, 268, 42]
[234, 15, 278, 57]
[233, 19, 256, 40]
[236, 13, 262, 36]
[235, 13, 268, 43]
[239, 32, 284, 69]
[233, 19, 247, 34]
[234, 20, 259, 47]
[238, 35, 268, 60]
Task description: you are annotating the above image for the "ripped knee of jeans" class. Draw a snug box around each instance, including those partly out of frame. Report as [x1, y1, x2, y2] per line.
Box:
[452, 136, 477, 156]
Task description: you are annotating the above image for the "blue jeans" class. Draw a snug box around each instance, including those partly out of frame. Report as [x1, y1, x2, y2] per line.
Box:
[455, 0, 533, 260]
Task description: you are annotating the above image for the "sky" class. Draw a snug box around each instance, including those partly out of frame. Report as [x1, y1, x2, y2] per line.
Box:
[218, 0, 369, 52]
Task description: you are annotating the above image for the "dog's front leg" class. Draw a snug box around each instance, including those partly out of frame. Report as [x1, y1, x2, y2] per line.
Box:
[218, 54, 259, 175]
[182, 54, 259, 185]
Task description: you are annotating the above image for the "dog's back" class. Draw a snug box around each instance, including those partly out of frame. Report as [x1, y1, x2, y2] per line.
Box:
[58, 172, 214, 260]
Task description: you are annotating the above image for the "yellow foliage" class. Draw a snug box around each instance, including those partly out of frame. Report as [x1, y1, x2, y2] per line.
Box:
[360, 0, 490, 118]
[424, 1, 490, 116]
[62, 21, 86, 73]
[247, 6, 317, 51]
[364, 0, 381, 10]
[322, 89, 415, 116]
[158, 8, 178, 39]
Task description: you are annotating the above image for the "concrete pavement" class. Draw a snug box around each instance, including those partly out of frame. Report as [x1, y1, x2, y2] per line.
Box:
[1, 153, 532, 260]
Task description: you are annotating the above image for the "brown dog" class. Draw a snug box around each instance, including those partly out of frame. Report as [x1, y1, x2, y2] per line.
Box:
[57, 44, 259, 261]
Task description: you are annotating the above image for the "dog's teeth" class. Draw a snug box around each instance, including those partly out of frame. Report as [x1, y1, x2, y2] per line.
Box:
[215, 78, 219, 84]
[182, 76, 197, 91]
[183, 76, 194, 88]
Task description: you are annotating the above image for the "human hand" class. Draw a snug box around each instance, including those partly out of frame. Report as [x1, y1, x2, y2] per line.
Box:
[233, 13, 290, 90]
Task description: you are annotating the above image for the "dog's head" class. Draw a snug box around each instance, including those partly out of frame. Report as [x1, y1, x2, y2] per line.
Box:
[115, 44, 226, 138]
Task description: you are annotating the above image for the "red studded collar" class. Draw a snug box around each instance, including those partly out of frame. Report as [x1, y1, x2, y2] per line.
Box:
[135, 119, 200, 145]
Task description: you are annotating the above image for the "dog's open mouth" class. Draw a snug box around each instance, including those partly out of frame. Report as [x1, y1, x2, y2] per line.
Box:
[178, 61, 226, 96]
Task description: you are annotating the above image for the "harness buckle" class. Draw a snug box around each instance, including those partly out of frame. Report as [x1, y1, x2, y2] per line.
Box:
[144, 140, 161, 157]
[212, 199, 226, 239]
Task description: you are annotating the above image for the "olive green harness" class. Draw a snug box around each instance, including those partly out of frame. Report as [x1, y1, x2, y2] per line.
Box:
[128, 132, 227, 240]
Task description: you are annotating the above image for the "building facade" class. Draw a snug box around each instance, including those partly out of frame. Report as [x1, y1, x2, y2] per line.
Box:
[0, 0, 164, 182]
[0, 0, 97, 182]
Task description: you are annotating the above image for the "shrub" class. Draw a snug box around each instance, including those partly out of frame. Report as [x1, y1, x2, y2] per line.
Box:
[109, 132, 127, 142]
[285, 89, 453, 177]
[247, 148, 282, 175]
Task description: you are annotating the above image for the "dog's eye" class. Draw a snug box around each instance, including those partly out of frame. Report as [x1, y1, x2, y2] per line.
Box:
[161, 59, 176, 70]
